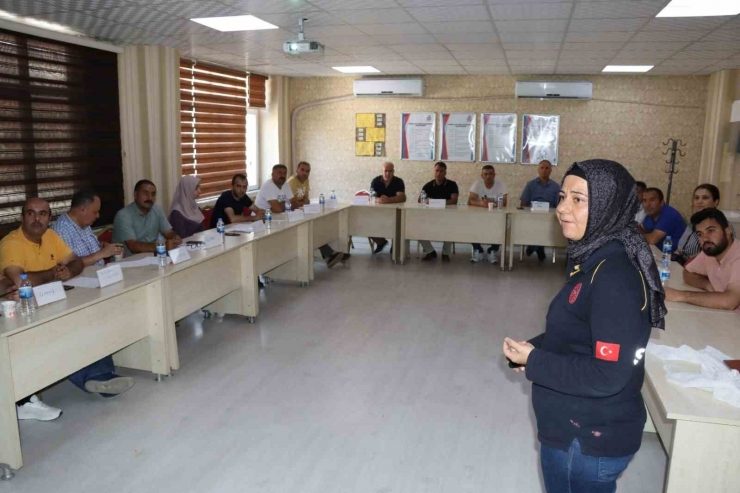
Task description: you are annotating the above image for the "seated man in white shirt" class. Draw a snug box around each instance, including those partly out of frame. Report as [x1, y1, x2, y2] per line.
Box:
[468, 165, 507, 264]
[255, 164, 299, 212]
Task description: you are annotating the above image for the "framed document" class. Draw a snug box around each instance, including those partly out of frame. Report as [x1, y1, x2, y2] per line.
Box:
[439, 112, 475, 162]
[401, 112, 435, 161]
[521, 114, 559, 165]
[480, 113, 516, 164]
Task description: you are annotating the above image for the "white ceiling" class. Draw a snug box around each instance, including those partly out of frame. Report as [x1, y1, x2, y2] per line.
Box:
[2, 0, 739, 76]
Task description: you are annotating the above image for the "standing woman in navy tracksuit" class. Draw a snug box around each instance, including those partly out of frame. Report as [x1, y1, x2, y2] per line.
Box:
[503, 160, 667, 493]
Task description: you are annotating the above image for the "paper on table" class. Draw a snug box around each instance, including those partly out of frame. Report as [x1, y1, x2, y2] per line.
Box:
[117, 257, 161, 268]
[227, 224, 254, 233]
[63, 277, 101, 289]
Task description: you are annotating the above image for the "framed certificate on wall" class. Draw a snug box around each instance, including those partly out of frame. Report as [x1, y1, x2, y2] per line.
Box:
[439, 112, 475, 162]
[521, 114, 559, 165]
[480, 113, 517, 164]
[401, 112, 435, 161]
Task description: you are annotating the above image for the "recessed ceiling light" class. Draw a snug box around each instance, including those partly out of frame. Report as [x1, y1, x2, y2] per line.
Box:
[332, 66, 381, 74]
[657, 0, 740, 17]
[190, 15, 278, 32]
[602, 65, 654, 73]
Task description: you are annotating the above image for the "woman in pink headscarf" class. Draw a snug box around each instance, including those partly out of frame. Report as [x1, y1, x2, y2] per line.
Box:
[169, 175, 205, 238]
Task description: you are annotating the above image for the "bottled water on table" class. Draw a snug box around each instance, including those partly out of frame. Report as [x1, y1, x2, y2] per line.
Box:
[370, 187, 376, 204]
[216, 217, 225, 235]
[659, 264, 671, 286]
[420, 189, 427, 206]
[319, 193, 325, 209]
[19, 273, 36, 316]
[285, 200, 292, 213]
[497, 194, 503, 209]
[330, 189, 337, 201]
[265, 207, 272, 228]
[662, 235, 673, 265]
[156, 234, 167, 267]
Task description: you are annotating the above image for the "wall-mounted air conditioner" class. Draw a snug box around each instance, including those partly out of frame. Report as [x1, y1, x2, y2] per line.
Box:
[353, 78, 424, 98]
[516, 81, 592, 100]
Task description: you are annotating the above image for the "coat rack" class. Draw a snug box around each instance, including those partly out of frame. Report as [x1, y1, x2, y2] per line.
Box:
[662, 138, 685, 205]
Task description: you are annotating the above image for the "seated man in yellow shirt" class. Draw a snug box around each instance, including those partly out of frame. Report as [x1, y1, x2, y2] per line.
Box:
[0, 198, 86, 421]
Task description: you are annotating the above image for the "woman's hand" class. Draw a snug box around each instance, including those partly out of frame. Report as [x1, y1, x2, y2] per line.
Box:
[503, 338, 534, 368]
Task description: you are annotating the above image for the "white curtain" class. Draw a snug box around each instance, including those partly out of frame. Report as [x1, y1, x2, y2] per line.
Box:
[117, 45, 181, 210]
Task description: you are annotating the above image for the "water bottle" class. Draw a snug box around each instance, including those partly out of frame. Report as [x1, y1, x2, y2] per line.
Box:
[420, 189, 427, 206]
[19, 274, 36, 316]
[265, 207, 272, 228]
[662, 235, 673, 265]
[216, 217, 225, 235]
[330, 189, 337, 201]
[659, 264, 671, 286]
[156, 234, 167, 267]
[370, 188, 376, 205]
[497, 194, 503, 210]
[285, 200, 292, 213]
[319, 193, 325, 208]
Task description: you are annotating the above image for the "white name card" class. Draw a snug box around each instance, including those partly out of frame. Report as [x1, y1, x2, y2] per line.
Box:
[168, 246, 191, 265]
[353, 196, 370, 205]
[325, 198, 338, 209]
[531, 201, 550, 212]
[304, 203, 321, 214]
[428, 198, 446, 209]
[203, 233, 222, 250]
[251, 220, 266, 234]
[33, 281, 66, 307]
[96, 263, 124, 288]
[288, 210, 306, 222]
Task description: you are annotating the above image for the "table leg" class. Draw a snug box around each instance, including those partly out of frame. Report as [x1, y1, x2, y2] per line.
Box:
[398, 208, 406, 265]
[241, 243, 259, 319]
[0, 338, 22, 472]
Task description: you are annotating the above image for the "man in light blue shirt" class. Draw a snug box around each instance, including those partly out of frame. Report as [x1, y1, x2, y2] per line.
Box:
[53, 190, 122, 267]
[51, 189, 134, 398]
[520, 160, 561, 261]
[113, 179, 181, 256]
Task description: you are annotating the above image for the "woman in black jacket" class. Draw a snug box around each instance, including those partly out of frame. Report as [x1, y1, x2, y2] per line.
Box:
[504, 159, 666, 493]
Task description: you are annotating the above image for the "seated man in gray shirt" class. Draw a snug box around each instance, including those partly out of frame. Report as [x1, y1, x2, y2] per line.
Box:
[113, 179, 182, 256]
[520, 160, 561, 262]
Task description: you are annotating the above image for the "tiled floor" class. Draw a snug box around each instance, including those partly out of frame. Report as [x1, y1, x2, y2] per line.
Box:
[7, 242, 666, 493]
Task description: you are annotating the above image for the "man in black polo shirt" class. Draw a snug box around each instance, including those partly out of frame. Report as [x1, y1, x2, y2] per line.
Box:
[369, 162, 406, 254]
[419, 162, 459, 262]
[210, 174, 264, 228]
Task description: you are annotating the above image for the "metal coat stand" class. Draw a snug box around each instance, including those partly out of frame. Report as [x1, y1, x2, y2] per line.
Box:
[662, 138, 685, 205]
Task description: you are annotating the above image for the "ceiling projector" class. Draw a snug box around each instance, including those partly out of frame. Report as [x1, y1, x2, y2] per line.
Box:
[283, 18, 324, 55]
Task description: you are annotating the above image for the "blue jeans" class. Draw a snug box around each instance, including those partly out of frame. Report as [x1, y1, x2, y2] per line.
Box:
[540, 439, 633, 493]
[68, 356, 116, 392]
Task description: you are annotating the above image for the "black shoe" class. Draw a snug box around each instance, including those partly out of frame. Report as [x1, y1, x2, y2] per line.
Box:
[327, 252, 343, 268]
[536, 248, 546, 262]
[373, 240, 388, 254]
[442, 254, 451, 262]
[258, 279, 264, 289]
[422, 251, 437, 261]
[341, 253, 351, 261]
[526, 246, 534, 257]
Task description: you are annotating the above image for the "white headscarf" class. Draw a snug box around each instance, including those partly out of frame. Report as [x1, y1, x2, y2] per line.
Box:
[170, 175, 204, 224]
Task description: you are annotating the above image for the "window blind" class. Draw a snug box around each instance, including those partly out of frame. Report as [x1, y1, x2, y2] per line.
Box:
[248, 73, 267, 109]
[0, 28, 124, 237]
[180, 60, 248, 198]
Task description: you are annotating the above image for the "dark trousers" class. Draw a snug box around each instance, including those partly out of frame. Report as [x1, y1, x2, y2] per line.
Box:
[472, 244, 500, 253]
[318, 244, 335, 259]
[68, 356, 116, 392]
[540, 439, 633, 493]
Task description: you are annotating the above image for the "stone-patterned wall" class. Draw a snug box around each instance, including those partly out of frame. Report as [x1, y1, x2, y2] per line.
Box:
[290, 75, 708, 218]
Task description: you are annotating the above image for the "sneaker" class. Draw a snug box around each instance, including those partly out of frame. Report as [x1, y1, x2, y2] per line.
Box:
[471, 251, 483, 263]
[17, 395, 62, 421]
[84, 375, 135, 397]
[341, 253, 351, 262]
[373, 240, 388, 254]
[421, 251, 437, 261]
[442, 254, 451, 262]
[326, 252, 343, 268]
[488, 251, 499, 265]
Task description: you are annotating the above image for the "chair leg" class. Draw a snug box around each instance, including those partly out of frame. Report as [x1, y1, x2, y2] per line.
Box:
[368, 238, 375, 251]
[520, 245, 524, 261]
[416, 241, 420, 259]
[552, 248, 556, 263]
[452, 242, 456, 254]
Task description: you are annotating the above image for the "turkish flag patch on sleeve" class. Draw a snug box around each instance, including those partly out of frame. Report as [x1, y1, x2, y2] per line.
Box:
[595, 341, 620, 362]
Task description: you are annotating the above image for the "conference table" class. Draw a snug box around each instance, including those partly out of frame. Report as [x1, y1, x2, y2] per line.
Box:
[641, 256, 740, 493]
[348, 202, 402, 263]
[507, 207, 568, 270]
[0, 204, 351, 476]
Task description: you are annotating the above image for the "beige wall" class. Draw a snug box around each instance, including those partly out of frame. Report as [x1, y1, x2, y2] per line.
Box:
[290, 75, 708, 218]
